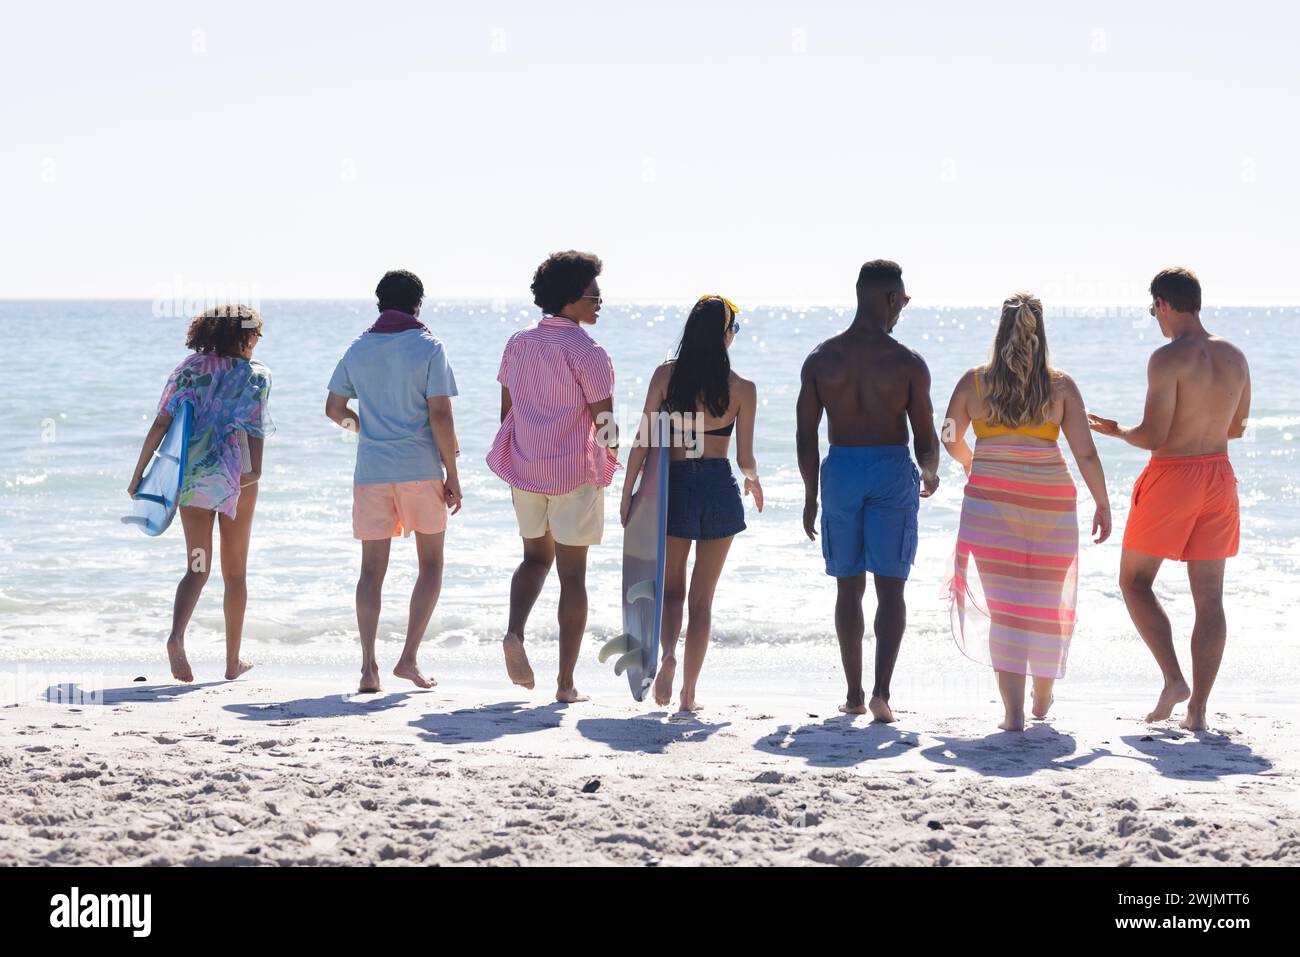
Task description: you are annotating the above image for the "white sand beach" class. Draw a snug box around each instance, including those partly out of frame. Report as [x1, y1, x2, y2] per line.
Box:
[3, 655, 1296, 867]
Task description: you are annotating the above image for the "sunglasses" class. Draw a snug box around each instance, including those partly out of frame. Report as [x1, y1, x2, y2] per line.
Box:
[581, 295, 603, 306]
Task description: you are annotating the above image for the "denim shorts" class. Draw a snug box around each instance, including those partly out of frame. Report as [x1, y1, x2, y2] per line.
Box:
[665, 458, 747, 541]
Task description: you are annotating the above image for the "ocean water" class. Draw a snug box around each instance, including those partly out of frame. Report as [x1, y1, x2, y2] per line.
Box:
[2, 300, 1298, 692]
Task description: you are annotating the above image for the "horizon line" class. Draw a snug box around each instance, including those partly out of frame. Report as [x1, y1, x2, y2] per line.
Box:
[1, 297, 1299, 310]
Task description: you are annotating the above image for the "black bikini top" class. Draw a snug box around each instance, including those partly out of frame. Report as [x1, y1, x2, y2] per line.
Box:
[668, 414, 736, 438]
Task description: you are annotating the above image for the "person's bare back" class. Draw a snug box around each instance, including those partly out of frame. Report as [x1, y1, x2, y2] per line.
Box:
[1090, 330, 1250, 459]
[805, 330, 926, 447]
[1149, 335, 1250, 457]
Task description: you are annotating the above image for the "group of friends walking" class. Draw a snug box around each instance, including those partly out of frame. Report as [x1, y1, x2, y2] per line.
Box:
[128, 255, 1251, 732]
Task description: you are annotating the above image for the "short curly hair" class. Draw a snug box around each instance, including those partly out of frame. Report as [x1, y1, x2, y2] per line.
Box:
[531, 250, 602, 315]
[376, 269, 424, 313]
[185, 304, 263, 357]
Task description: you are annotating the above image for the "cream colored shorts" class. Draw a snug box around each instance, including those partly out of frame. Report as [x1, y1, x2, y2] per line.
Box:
[510, 484, 604, 546]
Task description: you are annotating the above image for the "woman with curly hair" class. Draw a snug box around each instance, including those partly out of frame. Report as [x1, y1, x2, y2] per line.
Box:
[128, 304, 273, 683]
[487, 250, 620, 702]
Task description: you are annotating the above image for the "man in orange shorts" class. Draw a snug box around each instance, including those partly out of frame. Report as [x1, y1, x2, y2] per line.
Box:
[1089, 267, 1251, 731]
[326, 270, 463, 693]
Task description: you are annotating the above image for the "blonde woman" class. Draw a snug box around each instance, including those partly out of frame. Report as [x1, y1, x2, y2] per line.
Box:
[941, 293, 1111, 730]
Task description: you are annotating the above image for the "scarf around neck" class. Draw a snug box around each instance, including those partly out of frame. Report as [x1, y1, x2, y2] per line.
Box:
[367, 309, 427, 334]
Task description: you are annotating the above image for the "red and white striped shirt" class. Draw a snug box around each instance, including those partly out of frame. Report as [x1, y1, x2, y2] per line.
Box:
[487, 315, 620, 495]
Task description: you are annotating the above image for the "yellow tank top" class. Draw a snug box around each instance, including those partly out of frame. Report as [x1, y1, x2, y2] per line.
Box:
[972, 369, 1060, 441]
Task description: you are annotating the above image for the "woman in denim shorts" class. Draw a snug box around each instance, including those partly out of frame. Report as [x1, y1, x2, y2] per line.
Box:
[621, 296, 763, 712]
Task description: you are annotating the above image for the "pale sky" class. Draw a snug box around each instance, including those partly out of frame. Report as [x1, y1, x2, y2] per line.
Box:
[2, 1, 1298, 305]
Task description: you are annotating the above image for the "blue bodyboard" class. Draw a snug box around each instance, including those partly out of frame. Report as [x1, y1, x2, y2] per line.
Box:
[122, 402, 193, 536]
[599, 412, 669, 701]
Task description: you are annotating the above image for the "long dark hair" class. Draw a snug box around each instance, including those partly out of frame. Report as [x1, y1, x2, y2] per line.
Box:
[665, 297, 733, 417]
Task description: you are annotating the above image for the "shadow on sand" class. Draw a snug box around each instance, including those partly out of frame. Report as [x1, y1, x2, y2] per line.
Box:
[41, 682, 223, 706]
[575, 714, 731, 754]
[1118, 728, 1273, 781]
[409, 700, 566, 745]
[224, 691, 418, 722]
[919, 723, 1110, 778]
[753, 715, 921, 768]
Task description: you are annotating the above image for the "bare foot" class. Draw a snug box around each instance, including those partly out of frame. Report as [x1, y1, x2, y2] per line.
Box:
[166, 639, 193, 683]
[653, 656, 676, 706]
[503, 633, 535, 690]
[556, 686, 590, 704]
[998, 713, 1026, 732]
[869, 695, 896, 724]
[677, 693, 702, 713]
[358, 664, 381, 694]
[224, 659, 253, 680]
[838, 701, 868, 715]
[1146, 678, 1191, 722]
[393, 660, 435, 689]
[1179, 702, 1209, 731]
[1031, 692, 1054, 720]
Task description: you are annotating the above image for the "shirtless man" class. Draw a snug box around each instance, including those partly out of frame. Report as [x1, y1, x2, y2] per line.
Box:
[796, 260, 941, 723]
[1089, 267, 1250, 732]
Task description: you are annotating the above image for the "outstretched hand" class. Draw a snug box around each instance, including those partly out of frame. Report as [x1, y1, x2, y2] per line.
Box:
[1087, 413, 1121, 438]
[802, 499, 818, 541]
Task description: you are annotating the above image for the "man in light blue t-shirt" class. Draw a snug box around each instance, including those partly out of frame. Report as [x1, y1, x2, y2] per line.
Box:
[326, 269, 462, 694]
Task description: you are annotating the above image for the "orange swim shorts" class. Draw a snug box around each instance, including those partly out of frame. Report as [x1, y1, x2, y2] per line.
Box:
[1123, 453, 1239, 561]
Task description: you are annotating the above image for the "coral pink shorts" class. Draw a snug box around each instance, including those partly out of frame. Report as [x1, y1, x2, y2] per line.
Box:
[352, 480, 448, 540]
[1123, 453, 1239, 561]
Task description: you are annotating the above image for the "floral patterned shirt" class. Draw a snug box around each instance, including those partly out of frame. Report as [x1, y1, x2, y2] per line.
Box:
[157, 353, 273, 517]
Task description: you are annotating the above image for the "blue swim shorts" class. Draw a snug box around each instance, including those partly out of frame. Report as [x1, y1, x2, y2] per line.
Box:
[819, 444, 920, 580]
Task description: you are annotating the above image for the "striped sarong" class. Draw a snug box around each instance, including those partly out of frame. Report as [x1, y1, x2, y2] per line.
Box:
[945, 446, 1079, 679]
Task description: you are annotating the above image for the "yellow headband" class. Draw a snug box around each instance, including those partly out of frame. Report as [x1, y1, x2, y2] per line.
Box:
[698, 294, 740, 323]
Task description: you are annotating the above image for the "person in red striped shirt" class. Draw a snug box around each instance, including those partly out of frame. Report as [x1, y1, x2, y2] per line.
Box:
[487, 250, 621, 702]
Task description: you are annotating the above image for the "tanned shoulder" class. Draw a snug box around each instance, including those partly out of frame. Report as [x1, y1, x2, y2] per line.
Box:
[1149, 339, 1189, 369]
[730, 370, 756, 394]
[1054, 370, 1082, 401]
[1210, 335, 1248, 361]
[803, 336, 840, 374]
[899, 342, 931, 375]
